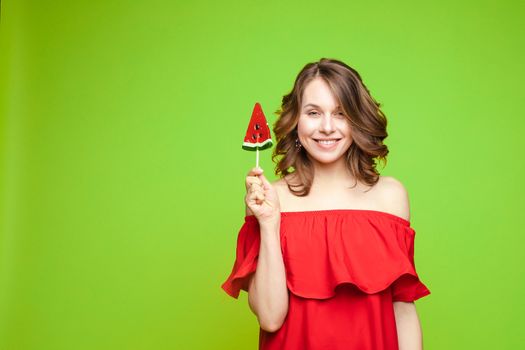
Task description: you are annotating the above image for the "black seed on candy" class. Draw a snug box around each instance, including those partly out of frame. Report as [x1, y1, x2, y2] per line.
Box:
[255, 123, 260, 130]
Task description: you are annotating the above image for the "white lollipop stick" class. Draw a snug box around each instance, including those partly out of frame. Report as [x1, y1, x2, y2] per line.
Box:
[256, 147, 259, 168]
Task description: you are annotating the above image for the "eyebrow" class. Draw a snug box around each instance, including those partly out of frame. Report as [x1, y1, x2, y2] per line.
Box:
[302, 103, 342, 110]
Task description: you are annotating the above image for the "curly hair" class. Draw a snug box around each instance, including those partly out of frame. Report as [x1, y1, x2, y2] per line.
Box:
[272, 58, 389, 196]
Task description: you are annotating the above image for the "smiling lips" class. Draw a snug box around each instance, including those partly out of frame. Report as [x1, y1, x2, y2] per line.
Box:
[314, 138, 341, 149]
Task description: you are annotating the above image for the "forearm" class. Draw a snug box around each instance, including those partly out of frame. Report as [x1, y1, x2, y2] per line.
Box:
[393, 301, 423, 350]
[248, 221, 289, 332]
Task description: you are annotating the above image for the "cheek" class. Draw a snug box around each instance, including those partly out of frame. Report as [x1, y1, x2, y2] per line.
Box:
[297, 117, 316, 136]
[337, 120, 352, 137]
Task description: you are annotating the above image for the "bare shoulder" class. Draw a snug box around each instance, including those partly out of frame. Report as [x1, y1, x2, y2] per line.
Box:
[375, 176, 411, 222]
[271, 175, 297, 210]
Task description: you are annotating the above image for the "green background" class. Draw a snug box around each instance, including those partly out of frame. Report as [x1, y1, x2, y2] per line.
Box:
[1, 0, 523, 349]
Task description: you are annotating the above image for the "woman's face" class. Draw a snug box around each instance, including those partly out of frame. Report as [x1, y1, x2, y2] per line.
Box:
[297, 77, 353, 166]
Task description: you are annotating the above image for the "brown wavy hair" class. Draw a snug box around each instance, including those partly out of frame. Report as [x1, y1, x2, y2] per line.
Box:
[272, 58, 389, 196]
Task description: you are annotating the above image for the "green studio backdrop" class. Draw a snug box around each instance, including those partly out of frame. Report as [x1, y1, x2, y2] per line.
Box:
[1, 0, 524, 349]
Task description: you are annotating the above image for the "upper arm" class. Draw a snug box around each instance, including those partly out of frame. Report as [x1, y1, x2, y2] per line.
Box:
[393, 300, 416, 315]
[379, 176, 411, 222]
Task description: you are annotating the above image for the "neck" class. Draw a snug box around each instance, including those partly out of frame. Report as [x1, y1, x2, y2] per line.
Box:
[309, 157, 356, 190]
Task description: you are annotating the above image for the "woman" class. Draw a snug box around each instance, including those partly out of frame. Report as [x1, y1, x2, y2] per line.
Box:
[221, 58, 431, 350]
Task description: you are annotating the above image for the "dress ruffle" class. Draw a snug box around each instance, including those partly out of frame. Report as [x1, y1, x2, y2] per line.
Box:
[221, 210, 431, 301]
[221, 218, 261, 299]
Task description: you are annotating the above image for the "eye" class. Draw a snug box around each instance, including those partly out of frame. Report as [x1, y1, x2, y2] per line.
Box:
[307, 111, 320, 116]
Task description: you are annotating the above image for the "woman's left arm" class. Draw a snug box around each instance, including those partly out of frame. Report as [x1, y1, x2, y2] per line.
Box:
[393, 301, 424, 350]
[384, 177, 427, 349]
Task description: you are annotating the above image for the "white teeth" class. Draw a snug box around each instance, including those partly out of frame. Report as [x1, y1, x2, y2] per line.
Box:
[318, 140, 337, 145]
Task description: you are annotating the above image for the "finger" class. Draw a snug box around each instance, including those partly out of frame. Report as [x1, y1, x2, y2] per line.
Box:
[247, 167, 264, 176]
[255, 193, 265, 204]
[259, 173, 272, 190]
[245, 177, 254, 190]
[245, 177, 255, 190]
[250, 176, 263, 187]
[249, 187, 264, 198]
[250, 183, 262, 193]
[248, 193, 264, 206]
[246, 192, 258, 205]
[247, 182, 260, 194]
[246, 176, 263, 190]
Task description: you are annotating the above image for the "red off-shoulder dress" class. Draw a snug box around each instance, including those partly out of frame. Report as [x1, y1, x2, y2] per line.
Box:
[221, 209, 431, 350]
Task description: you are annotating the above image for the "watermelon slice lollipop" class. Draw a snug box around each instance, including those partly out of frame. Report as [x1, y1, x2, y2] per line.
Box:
[243, 102, 273, 168]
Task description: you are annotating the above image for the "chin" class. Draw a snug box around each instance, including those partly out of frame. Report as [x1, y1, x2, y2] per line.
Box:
[307, 153, 347, 165]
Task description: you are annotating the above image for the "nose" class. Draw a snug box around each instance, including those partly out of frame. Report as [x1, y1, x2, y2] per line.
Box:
[319, 113, 335, 134]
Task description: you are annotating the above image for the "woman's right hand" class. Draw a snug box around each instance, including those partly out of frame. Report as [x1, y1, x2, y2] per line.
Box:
[245, 167, 281, 227]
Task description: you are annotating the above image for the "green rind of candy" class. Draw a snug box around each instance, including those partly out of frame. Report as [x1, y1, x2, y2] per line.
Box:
[242, 139, 273, 151]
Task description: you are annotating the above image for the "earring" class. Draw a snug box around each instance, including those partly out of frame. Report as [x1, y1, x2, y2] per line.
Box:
[295, 138, 302, 149]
